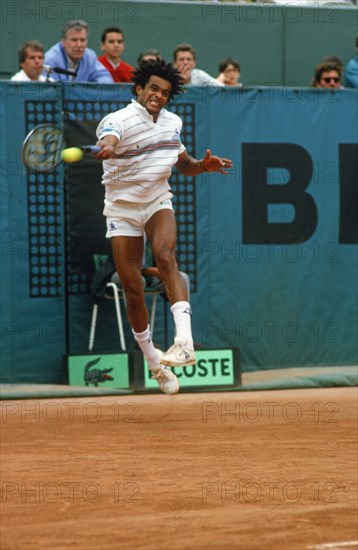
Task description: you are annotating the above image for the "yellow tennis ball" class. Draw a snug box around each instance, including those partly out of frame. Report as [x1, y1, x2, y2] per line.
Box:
[61, 147, 83, 163]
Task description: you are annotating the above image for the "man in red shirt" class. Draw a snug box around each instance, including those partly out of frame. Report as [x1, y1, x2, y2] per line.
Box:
[98, 26, 134, 83]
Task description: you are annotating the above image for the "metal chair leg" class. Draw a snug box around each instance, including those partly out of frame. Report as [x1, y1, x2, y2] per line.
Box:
[150, 293, 158, 336]
[89, 284, 160, 353]
[107, 282, 126, 352]
[88, 303, 98, 351]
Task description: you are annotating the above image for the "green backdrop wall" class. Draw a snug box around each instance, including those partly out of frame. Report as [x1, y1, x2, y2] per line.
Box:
[1, 1, 357, 85]
[0, 81, 357, 383]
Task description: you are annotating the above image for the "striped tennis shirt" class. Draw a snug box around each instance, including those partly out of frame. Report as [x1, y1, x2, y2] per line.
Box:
[96, 100, 186, 203]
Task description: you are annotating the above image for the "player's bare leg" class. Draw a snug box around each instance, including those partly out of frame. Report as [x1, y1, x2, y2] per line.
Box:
[111, 235, 178, 394]
[145, 210, 195, 367]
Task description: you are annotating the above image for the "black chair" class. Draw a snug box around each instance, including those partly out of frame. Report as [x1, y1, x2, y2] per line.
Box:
[88, 255, 161, 352]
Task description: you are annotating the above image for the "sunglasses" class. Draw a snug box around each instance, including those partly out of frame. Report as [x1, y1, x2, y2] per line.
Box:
[322, 76, 340, 83]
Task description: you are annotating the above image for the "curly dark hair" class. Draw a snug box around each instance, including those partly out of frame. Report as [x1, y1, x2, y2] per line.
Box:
[131, 59, 184, 100]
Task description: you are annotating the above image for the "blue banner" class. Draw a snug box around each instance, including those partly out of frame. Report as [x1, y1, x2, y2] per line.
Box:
[1, 83, 357, 382]
[188, 87, 357, 368]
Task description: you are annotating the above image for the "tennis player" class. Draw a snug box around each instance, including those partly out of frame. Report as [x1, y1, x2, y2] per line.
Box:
[95, 59, 232, 394]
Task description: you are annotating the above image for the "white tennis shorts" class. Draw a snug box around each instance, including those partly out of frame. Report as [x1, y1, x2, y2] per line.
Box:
[104, 191, 174, 237]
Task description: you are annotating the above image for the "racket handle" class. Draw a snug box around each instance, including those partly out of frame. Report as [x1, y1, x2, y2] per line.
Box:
[81, 145, 102, 154]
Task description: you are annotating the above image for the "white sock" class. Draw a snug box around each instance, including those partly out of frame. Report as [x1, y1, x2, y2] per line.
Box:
[132, 325, 160, 372]
[170, 301, 194, 348]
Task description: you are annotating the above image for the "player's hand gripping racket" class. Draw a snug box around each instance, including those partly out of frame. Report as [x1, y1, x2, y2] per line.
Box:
[21, 124, 101, 172]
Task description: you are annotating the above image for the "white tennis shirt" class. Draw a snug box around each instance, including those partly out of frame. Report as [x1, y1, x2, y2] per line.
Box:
[96, 100, 186, 203]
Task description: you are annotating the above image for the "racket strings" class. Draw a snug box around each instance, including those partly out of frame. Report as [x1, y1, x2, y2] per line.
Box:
[22, 125, 64, 172]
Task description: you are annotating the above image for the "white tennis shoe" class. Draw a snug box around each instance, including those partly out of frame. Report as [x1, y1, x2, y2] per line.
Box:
[160, 336, 196, 367]
[151, 366, 179, 395]
[150, 349, 179, 395]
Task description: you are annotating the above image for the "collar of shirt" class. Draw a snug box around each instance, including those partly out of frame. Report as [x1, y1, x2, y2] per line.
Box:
[65, 54, 79, 79]
[14, 69, 48, 82]
[131, 99, 165, 123]
[107, 57, 121, 69]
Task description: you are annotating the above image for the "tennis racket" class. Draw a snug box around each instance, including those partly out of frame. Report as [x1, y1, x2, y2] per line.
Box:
[21, 124, 101, 172]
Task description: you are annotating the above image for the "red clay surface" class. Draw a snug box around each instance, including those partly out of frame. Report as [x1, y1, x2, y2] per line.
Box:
[1, 387, 357, 550]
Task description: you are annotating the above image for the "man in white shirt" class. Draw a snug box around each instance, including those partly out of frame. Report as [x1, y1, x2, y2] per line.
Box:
[11, 41, 47, 82]
[173, 43, 220, 86]
[95, 59, 232, 394]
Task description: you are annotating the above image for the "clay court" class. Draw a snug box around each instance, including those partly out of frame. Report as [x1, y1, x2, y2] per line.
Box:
[1, 386, 357, 550]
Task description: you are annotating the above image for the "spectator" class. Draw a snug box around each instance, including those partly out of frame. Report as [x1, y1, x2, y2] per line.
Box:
[311, 62, 342, 89]
[216, 57, 242, 86]
[44, 20, 112, 83]
[137, 49, 161, 64]
[98, 26, 134, 83]
[11, 41, 48, 82]
[344, 34, 358, 89]
[173, 43, 219, 86]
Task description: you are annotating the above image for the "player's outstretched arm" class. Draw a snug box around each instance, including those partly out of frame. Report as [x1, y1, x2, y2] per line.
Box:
[176, 149, 233, 176]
